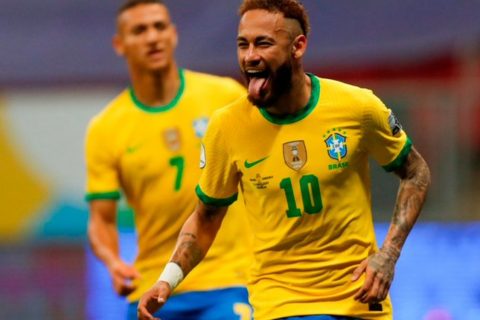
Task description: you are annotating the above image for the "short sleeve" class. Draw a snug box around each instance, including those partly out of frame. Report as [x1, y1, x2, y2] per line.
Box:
[84, 118, 121, 201]
[361, 90, 412, 172]
[196, 111, 240, 206]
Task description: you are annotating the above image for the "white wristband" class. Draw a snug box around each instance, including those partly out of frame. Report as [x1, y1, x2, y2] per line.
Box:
[158, 262, 184, 290]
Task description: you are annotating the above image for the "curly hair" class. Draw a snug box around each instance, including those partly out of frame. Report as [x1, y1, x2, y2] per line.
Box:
[238, 0, 310, 37]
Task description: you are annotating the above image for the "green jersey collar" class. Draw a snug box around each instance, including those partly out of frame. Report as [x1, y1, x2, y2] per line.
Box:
[259, 73, 320, 125]
[130, 68, 185, 113]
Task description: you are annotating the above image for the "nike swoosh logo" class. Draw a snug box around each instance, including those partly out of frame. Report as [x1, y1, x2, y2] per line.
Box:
[126, 145, 142, 154]
[244, 156, 269, 169]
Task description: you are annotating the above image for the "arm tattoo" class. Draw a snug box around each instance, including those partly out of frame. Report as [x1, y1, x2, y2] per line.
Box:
[170, 203, 227, 275]
[179, 232, 197, 240]
[171, 233, 203, 274]
[386, 148, 431, 253]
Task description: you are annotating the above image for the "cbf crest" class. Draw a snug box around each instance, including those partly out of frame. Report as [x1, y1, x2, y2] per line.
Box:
[324, 129, 347, 161]
[193, 117, 209, 138]
[283, 140, 307, 171]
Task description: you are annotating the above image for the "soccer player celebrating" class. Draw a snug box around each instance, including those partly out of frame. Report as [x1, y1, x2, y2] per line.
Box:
[84, 1, 252, 319]
[138, 0, 431, 319]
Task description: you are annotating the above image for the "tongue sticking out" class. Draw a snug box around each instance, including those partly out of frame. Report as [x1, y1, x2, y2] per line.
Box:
[248, 77, 268, 100]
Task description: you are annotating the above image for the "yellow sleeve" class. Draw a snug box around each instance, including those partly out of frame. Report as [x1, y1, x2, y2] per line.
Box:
[196, 111, 239, 206]
[361, 90, 412, 172]
[84, 117, 121, 201]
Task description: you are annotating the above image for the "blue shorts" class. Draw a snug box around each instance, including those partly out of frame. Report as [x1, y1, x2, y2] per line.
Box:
[128, 286, 251, 320]
[280, 316, 361, 320]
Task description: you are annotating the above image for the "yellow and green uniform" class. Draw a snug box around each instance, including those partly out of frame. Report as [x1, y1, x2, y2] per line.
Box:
[197, 74, 412, 320]
[85, 69, 251, 302]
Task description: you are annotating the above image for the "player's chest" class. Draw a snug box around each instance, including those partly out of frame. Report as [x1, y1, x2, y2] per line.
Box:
[236, 123, 363, 192]
[115, 115, 209, 177]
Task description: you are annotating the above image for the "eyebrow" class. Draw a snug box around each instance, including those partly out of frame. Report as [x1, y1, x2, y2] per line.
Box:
[237, 35, 275, 42]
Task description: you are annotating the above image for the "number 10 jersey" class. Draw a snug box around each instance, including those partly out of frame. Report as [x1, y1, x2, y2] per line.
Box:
[197, 74, 411, 320]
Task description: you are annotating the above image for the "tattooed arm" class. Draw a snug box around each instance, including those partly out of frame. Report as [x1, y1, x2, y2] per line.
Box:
[352, 146, 431, 304]
[171, 201, 227, 273]
[137, 201, 227, 320]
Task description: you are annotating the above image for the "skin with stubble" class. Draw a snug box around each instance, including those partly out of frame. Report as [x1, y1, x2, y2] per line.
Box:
[237, 10, 310, 114]
[137, 7, 431, 319]
[88, 2, 181, 299]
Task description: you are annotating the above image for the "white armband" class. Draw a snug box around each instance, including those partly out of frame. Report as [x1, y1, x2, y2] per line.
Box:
[157, 262, 184, 290]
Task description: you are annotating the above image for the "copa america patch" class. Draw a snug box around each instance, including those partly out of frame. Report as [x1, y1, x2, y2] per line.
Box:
[199, 143, 206, 168]
[388, 110, 402, 136]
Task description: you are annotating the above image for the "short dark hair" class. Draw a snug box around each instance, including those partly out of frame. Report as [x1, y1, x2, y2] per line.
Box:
[118, 0, 165, 16]
[239, 0, 310, 37]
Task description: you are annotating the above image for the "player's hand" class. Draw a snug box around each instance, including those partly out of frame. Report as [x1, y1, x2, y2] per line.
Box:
[137, 281, 172, 320]
[108, 259, 141, 296]
[351, 246, 399, 304]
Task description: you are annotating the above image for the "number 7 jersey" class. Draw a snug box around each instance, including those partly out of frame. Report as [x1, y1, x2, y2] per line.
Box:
[197, 74, 412, 320]
[84, 69, 251, 302]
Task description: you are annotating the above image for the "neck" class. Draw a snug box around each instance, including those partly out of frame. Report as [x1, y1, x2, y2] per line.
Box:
[129, 63, 180, 107]
[265, 70, 311, 116]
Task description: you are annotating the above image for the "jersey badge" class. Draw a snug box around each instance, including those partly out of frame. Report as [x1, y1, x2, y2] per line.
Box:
[388, 110, 402, 136]
[324, 130, 347, 161]
[200, 143, 206, 168]
[193, 117, 209, 138]
[163, 127, 181, 151]
[283, 140, 307, 171]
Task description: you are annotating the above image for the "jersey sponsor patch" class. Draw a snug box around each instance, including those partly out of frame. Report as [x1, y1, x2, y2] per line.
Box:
[200, 143, 206, 168]
[388, 110, 402, 136]
[283, 141, 307, 171]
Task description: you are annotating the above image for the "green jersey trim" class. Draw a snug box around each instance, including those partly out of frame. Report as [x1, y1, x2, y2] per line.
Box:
[129, 68, 185, 113]
[85, 191, 121, 202]
[382, 137, 413, 172]
[195, 185, 238, 207]
[259, 73, 320, 125]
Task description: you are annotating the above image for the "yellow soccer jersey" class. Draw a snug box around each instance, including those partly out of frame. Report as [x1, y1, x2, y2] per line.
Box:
[85, 69, 251, 302]
[197, 74, 412, 320]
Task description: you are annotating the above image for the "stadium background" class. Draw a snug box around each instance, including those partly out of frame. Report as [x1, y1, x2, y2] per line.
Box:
[1, 0, 479, 319]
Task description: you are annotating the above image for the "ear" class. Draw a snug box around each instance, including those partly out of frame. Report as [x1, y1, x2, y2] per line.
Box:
[112, 34, 124, 57]
[291, 34, 307, 59]
[171, 23, 179, 49]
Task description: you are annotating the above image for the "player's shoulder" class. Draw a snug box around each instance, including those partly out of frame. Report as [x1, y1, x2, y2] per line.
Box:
[314, 76, 386, 121]
[320, 77, 374, 94]
[184, 69, 245, 93]
[209, 95, 249, 126]
[87, 89, 130, 132]
[319, 77, 378, 105]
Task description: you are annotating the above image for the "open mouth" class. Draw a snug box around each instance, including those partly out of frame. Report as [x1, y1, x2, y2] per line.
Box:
[246, 69, 270, 99]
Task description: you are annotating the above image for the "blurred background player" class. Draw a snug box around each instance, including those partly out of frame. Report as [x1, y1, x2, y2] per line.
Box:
[138, 0, 431, 319]
[84, 0, 251, 319]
